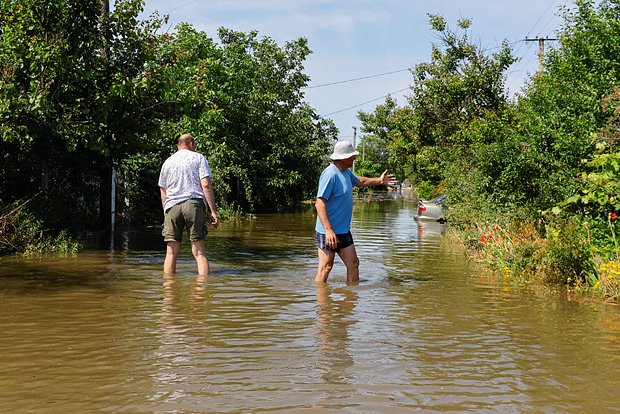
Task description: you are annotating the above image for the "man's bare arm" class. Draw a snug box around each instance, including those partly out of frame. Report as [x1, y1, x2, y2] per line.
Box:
[201, 177, 219, 227]
[357, 170, 397, 188]
[316, 197, 337, 248]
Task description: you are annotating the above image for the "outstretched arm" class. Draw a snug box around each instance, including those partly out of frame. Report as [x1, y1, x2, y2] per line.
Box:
[356, 170, 397, 188]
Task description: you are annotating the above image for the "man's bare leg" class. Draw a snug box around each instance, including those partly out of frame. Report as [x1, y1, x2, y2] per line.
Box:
[191, 239, 210, 276]
[164, 240, 182, 274]
[315, 248, 336, 283]
[338, 244, 359, 284]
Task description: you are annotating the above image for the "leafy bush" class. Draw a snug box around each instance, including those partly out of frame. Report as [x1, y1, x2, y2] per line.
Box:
[538, 219, 597, 285]
[0, 201, 80, 255]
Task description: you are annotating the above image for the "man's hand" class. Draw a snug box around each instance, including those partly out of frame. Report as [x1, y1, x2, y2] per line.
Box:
[379, 170, 398, 186]
[210, 212, 219, 229]
[325, 229, 338, 249]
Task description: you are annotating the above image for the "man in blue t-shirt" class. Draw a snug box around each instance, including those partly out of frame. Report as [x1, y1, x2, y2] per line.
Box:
[315, 141, 396, 284]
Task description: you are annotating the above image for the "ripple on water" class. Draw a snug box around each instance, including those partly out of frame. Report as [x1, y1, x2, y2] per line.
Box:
[1, 196, 620, 413]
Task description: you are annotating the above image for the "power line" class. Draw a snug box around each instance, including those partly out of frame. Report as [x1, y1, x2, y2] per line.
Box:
[319, 37, 532, 117]
[537, 11, 561, 36]
[164, 0, 201, 13]
[304, 68, 411, 89]
[323, 87, 410, 117]
[508, 0, 560, 64]
[505, 1, 566, 94]
[307, 37, 524, 93]
[481, 38, 525, 53]
[505, 47, 539, 94]
[328, 38, 524, 87]
[320, 35, 533, 117]
[526, 0, 560, 38]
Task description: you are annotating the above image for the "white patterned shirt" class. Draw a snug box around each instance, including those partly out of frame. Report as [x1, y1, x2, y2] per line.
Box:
[158, 149, 212, 212]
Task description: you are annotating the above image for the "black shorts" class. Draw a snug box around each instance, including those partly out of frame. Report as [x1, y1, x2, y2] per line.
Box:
[316, 231, 354, 253]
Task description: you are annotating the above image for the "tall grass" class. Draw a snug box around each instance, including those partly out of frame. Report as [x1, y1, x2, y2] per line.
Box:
[1, 200, 81, 256]
[448, 216, 620, 303]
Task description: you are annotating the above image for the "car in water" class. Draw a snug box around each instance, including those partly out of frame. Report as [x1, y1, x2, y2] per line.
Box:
[415, 195, 447, 223]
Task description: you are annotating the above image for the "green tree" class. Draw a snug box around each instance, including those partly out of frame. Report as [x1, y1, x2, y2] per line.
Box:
[358, 97, 418, 180]
[353, 134, 390, 179]
[410, 15, 516, 150]
[0, 0, 172, 233]
[509, 0, 620, 214]
[211, 28, 336, 211]
[358, 15, 516, 200]
[142, 25, 336, 214]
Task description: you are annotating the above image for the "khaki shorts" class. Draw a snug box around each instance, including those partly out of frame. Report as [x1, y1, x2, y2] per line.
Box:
[162, 199, 208, 242]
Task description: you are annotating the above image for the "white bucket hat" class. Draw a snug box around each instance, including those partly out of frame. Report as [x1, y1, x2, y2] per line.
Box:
[330, 141, 359, 160]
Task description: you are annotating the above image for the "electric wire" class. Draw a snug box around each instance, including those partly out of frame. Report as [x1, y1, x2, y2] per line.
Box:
[145, 0, 569, 120]
[525, 0, 560, 38]
[322, 87, 411, 117]
[164, 0, 201, 14]
[505, 0, 564, 94]
[304, 68, 411, 89]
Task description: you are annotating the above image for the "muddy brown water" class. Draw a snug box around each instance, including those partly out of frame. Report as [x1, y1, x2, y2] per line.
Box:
[1, 192, 619, 413]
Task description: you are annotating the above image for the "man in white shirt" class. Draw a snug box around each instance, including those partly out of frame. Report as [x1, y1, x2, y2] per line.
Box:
[158, 133, 218, 275]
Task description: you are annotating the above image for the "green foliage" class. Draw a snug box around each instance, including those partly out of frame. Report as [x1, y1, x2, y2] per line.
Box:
[540, 219, 597, 285]
[469, 219, 597, 287]
[556, 146, 620, 216]
[149, 25, 336, 212]
[473, 223, 541, 279]
[356, 2, 620, 301]
[413, 181, 435, 200]
[358, 97, 417, 180]
[554, 88, 620, 221]
[117, 152, 166, 225]
[358, 14, 515, 197]
[0, 0, 169, 156]
[352, 134, 391, 178]
[507, 0, 620, 214]
[212, 28, 336, 211]
[0, 200, 80, 255]
[410, 14, 516, 150]
[0, 0, 173, 234]
[23, 229, 81, 255]
[0, 1, 334, 242]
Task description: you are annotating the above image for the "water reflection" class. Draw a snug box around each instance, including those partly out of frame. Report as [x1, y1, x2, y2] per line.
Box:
[1, 194, 620, 413]
[161, 272, 209, 314]
[316, 284, 358, 384]
[153, 273, 213, 409]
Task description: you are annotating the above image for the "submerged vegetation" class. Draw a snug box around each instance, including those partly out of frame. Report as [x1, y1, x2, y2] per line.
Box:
[0, 195, 81, 255]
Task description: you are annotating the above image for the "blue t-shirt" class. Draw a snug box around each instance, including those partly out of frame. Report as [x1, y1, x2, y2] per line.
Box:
[315, 164, 360, 234]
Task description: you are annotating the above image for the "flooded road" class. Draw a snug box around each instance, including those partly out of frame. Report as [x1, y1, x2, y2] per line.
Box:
[1, 192, 619, 413]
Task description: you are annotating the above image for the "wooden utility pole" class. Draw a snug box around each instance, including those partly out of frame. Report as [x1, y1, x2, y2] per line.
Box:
[352, 126, 357, 173]
[361, 134, 366, 162]
[525, 36, 557, 72]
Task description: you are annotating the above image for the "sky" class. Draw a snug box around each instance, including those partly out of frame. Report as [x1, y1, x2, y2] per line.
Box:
[138, 0, 576, 142]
